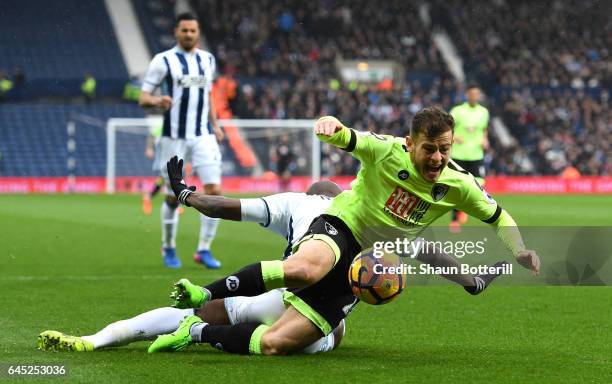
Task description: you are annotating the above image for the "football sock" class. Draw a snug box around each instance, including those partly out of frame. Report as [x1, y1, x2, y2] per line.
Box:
[197, 214, 219, 251]
[301, 333, 335, 354]
[161, 200, 179, 248]
[150, 179, 163, 198]
[451, 209, 459, 221]
[464, 261, 510, 295]
[203, 261, 284, 300]
[81, 308, 194, 349]
[197, 322, 267, 354]
[416, 245, 475, 287]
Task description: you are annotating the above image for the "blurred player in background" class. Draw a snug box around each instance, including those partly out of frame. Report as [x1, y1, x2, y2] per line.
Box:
[142, 120, 164, 215]
[275, 133, 295, 191]
[139, 12, 224, 269]
[449, 85, 490, 233]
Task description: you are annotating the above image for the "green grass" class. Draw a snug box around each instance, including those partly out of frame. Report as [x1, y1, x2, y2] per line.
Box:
[1, 194, 611, 383]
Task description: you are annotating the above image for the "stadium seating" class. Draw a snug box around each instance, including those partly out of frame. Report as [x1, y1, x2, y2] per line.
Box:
[0, 0, 128, 97]
[132, 0, 177, 55]
[0, 104, 145, 176]
[1, 0, 608, 177]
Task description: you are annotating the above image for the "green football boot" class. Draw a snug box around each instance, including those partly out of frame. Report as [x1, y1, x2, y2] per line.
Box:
[148, 315, 204, 353]
[170, 278, 208, 309]
[38, 331, 94, 352]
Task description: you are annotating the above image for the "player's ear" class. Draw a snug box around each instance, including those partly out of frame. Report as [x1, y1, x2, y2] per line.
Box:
[405, 136, 414, 152]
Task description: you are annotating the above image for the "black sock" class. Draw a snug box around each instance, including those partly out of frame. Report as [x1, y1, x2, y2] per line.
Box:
[201, 322, 262, 354]
[451, 209, 459, 221]
[150, 183, 162, 198]
[464, 261, 510, 295]
[203, 263, 266, 300]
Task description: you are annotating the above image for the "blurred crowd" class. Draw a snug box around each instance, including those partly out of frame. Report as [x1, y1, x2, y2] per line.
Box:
[435, 0, 611, 176]
[193, 0, 610, 176]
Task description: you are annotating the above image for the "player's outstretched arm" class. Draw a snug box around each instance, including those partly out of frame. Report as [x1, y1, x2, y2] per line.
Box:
[166, 156, 240, 220]
[491, 210, 541, 275]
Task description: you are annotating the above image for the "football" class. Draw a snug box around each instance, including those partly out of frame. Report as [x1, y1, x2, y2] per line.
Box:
[348, 248, 407, 305]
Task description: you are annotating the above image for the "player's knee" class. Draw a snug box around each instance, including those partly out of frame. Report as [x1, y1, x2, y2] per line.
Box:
[196, 299, 229, 325]
[260, 332, 293, 356]
[283, 259, 320, 286]
[204, 184, 221, 195]
[165, 195, 179, 208]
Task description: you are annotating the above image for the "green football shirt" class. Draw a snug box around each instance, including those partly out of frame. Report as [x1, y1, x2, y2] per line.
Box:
[319, 126, 500, 247]
[450, 102, 489, 161]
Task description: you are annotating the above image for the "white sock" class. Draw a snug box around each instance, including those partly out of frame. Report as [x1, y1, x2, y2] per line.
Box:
[301, 333, 335, 354]
[189, 322, 207, 342]
[197, 214, 219, 251]
[81, 307, 194, 349]
[161, 201, 179, 249]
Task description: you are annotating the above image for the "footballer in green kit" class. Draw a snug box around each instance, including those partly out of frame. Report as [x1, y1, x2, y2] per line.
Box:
[449, 84, 490, 231]
[149, 107, 540, 356]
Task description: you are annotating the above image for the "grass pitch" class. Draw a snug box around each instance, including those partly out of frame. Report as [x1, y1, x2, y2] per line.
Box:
[1, 194, 611, 383]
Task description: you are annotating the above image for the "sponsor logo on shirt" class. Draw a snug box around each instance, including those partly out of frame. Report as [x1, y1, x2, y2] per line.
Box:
[398, 170, 409, 180]
[178, 75, 208, 88]
[384, 186, 430, 226]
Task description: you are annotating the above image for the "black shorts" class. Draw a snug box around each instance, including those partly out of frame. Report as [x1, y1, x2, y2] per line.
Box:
[284, 214, 362, 335]
[454, 158, 485, 179]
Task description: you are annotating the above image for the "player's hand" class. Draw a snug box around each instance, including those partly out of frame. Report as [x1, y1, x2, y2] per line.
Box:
[482, 137, 490, 151]
[145, 147, 154, 160]
[454, 135, 464, 144]
[213, 124, 224, 142]
[158, 96, 172, 111]
[314, 116, 344, 136]
[516, 250, 540, 276]
[166, 156, 196, 206]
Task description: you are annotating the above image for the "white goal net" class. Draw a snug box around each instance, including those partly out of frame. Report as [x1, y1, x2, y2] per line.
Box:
[103, 117, 320, 193]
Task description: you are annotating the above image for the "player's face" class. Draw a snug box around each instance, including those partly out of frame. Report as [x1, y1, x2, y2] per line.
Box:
[466, 88, 481, 105]
[175, 20, 200, 51]
[406, 130, 453, 183]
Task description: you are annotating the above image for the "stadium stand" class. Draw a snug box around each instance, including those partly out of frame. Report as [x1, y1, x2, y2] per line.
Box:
[430, 0, 611, 175]
[131, 0, 177, 55]
[0, 104, 145, 176]
[0, 0, 128, 98]
[0, 0, 608, 177]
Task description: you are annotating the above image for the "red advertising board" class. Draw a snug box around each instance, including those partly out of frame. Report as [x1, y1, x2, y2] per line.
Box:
[0, 176, 611, 194]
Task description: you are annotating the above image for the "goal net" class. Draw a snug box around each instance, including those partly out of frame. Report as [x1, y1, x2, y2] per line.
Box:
[103, 117, 320, 193]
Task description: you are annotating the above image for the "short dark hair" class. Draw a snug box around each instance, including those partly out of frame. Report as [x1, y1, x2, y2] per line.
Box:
[466, 83, 480, 91]
[410, 107, 454, 138]
[306, 181, 342, 198]
[175, 12, 199, 27]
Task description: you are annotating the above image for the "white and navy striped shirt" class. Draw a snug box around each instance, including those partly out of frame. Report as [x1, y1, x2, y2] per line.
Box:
[259, 193, 333, 259]
[142, 46, 216, 139]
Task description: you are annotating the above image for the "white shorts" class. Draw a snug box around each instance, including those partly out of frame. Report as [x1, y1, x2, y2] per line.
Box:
[159, 135, 222, 186]
[224, 289, 286, 326]
[152, 141, 162, 173]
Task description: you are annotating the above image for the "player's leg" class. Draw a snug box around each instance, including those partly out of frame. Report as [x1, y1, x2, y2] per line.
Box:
[150, 304, 322, 355]
[172, 237, 336, 308]
[191, 136, 222, 268]
[152, 216, 358, 355]
[196, 291, 343, 353]
[160, 137, 186, 267]
[416, 238, 509, 295]
[38, 307, 194, 352]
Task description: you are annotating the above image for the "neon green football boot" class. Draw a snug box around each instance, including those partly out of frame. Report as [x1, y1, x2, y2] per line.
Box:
[170, 278, 209, 309]
[38, 331, 94, 352]
[148, 315, 204, 353]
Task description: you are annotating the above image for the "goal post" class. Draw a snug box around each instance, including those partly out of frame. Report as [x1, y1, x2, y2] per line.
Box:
[104, 117, 320, 194]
